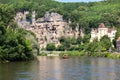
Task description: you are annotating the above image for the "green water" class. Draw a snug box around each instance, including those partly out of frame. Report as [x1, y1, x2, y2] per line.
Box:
[0, 57, 120, 80]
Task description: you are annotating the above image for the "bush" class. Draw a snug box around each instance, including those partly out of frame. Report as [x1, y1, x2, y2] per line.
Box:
[46, 43, 56, 51]
[39, 52, 47, 56]
[57, 45, 65, 51]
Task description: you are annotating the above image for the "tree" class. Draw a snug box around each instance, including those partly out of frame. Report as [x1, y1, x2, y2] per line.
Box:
[85, 38, 99, 53]
[0, 4, 39, 62]
[82, 34, 90, 43]
[57, 45, 65, 51]
[77, 36, 83, 44]
[71, 37, 77, 45]
[100, 35, 112, 51]
[46, 43, 56, 51]
[0, 4, 15, 27]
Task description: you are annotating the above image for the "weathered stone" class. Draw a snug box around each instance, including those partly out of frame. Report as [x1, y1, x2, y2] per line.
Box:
[15, 11, 84, 49]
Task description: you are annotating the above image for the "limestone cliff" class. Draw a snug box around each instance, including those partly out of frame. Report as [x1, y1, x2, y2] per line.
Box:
[15, 11, 84, 49]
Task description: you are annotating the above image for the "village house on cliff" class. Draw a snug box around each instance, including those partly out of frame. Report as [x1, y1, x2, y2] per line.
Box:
[90, 23, 117, 42]
[15, 11, 84, 49]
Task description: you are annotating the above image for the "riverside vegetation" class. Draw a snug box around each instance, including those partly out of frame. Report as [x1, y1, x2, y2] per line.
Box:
[1, 0, 120, 62]
[0, 4, 39, 62]
[40, 51, 120, 59]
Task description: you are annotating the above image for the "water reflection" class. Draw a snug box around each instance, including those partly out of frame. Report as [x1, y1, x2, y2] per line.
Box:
[0, 57, 120, 80]
[0, 61, 39, 80]
[38, 57, 62, 80]
[37, 57, 120, 80]
[90, 58, 120, 80]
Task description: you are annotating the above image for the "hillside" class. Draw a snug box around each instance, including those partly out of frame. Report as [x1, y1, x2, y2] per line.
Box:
[0, 0, 120, 33]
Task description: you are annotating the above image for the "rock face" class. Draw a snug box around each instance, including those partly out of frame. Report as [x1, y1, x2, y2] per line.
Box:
[15, 11, 30, 28]
[44, 12, 63, 22]
[15, 11, 84, 49]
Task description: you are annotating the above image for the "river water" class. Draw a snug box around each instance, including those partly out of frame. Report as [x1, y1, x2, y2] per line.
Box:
[0, 56, 120, 80]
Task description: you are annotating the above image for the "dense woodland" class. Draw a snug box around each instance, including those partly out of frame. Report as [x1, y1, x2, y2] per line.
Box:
[0, 0, 120, 29]
[0, 0, 120, 61]
[0, 3, 39, 62]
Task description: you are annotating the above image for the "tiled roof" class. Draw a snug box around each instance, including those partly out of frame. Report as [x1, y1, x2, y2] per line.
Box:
[99, 23, 106, 28]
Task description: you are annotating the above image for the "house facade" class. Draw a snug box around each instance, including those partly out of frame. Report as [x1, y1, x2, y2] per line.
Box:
[90, 23, 117, 42]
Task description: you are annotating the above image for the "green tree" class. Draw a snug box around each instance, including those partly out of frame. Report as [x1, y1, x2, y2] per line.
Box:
[85, 39, 98, 53]
[0, 4, 39, 62]
[83, 34, 90, 43]
[71, 37, 77, 45]
[46, 43, 56, 51]
[57, 45, 65, 51]
[100, 35, 112, 51]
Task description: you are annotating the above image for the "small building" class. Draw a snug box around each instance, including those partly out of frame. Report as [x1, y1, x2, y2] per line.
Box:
[90, 23, 117, 42]
[116, 37, 120, 52]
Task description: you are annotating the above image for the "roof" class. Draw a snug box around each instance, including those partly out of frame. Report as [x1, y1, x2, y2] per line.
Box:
[108, 29, 112, 33]
[99, 23, 106, 28]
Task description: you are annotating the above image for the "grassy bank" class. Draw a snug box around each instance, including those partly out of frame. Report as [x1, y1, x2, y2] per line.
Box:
[39, 51, 120, 59]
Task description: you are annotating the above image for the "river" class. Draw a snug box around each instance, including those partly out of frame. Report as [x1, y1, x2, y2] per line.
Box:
[0, 56, 120, 80]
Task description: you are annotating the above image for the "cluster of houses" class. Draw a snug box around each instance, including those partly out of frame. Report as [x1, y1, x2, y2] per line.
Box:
[15, 11, 84, 49]
[90, 23, 116, 42]
[15, 11, 120, 52]
[90, 23, 120, 52]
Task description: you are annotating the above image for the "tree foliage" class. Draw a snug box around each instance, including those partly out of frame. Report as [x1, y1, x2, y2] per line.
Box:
[0, 4, 39, 62]
[0, 0, 120, 58]
[0, 0, 120, 33]
[46, 43, 56, 51]
[100, 35, 112, 51]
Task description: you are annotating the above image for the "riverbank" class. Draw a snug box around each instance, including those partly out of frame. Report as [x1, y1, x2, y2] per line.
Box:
[1, 51, 120, 63]
[0, 57, 35, 63]
[39, 51, 120, 59]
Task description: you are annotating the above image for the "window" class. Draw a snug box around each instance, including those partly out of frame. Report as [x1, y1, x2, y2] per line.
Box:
[113, 33, 114, 35]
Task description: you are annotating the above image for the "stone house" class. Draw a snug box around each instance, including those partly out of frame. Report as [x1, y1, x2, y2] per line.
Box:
[90, 23, 117, 42]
